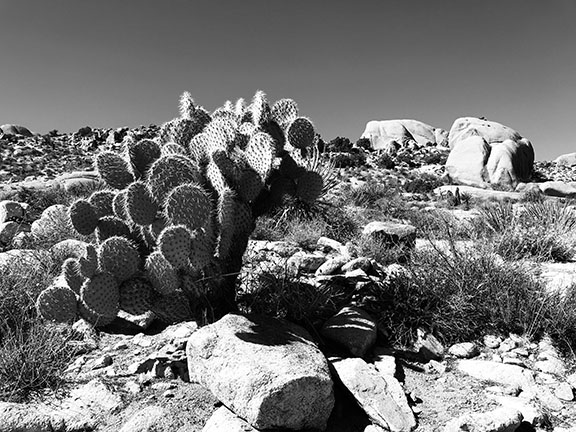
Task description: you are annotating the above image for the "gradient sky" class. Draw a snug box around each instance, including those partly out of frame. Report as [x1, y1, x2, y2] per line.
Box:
[1, 0, 575, 160]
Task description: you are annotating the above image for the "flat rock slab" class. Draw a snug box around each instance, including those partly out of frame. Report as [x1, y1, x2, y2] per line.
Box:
[186, 313, 334, 431]
[330, 357, 416, 432]
[434, 185, 523, 202]
[457, 360, 536, 393]
[443, 407, 523, 432]
[362, 221, 416, 248]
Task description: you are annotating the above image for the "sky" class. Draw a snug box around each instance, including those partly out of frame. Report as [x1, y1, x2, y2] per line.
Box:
[0, 0, 575, 161]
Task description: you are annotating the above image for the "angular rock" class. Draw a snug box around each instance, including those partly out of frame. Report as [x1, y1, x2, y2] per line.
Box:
[186, 314, 334, 431]
[0, 200, 25, 223]
[330, 357, 416, 432]
[202, 406, 258, 432]
[555, 382, 574, 401]
[321, 306, 377, 357]
[448, 342, 479, 359]
[443, 407, 522, 432]
[415, 328, 444, 361]
[457, 360, 536, 392]
[287, 251, 327, 274]
[362, 221, 416, 249]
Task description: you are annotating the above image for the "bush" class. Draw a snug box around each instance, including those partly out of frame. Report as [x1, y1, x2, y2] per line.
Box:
[326, 137, 353, 153]
[404, 174, 444, 194]
[477, 200, 576, 261]
[356, 241, 576, 352]
[356, 138, 372, 151]
[375, 153, 395, 169]
[0, 257, 76, 402]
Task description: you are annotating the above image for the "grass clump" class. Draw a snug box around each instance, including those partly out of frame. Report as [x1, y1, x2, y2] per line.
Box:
[477, 200, 576, 261]
[0, 257, 76, 402]
[359, 241, 576, 353]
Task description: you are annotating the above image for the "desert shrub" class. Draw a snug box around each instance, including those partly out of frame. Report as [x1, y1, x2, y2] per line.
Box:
[0, 257, 76, 402]
[477, 200, 576, 261]
[325, 136, 353, 153]
[421, 151, 448, 165]
[404, 173, 444, 194]
[353, 236, 409, 265]
[330, 151, 366, 168]
[520, 189, 545, 203]
[375, 153, 395, 169]
[356, 138, 372, 151]
[346, 183, 392, 209]
[237, 263, 355, 330]
[251, 201, 359, 246]
[357, 242, 573, 349]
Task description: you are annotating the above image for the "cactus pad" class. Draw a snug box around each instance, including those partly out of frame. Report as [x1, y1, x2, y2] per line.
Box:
[69, 199, 99, 236]
[119, 278, 152, 315]
[36, 285, 78, 323]
[62, 258, 85, 295]
[147, 155, 200, 205]
[128, 139, 161, 178]
[245, 132, 274, 180]
[287, 117, 315, 149]
[79, 244, 98, 278]
[126, 181, 158, 226]
[98, 236, 140, 282]
[164, 183, 212, 231]
[95, 151, 135, 189]
[95, 216, 131, 243]
[80, 272, 120, 326]
[150, 289, 192, 324]
[145, 251, 180, 295]
[271, 98, 298, 129]
[88, 190, 115, 219]
[158, 224, 193, 270]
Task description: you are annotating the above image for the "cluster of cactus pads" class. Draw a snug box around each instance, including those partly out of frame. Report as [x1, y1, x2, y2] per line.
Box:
[36, 90, 327, 327]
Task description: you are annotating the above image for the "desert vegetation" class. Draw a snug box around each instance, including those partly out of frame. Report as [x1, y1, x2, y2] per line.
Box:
[2, 91, 576, 412]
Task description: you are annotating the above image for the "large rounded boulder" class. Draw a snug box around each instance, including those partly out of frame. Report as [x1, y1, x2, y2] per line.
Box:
[361, 119, 448, 152]
[1, 124, 33, 137]
[445, 117, 534, 190]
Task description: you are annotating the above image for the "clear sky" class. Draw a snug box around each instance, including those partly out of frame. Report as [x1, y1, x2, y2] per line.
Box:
[1, 0, 575, 160]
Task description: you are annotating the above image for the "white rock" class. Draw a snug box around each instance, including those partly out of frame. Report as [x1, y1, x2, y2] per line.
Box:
[119, 406, 167, 432]
[202, 406, 258, 432]
[457, 360, 536, 393]
[330, 357, 416, 432]
[448, 342, 479, 359]
[443, 407, 522, 432]
[186, 314, 334, 431]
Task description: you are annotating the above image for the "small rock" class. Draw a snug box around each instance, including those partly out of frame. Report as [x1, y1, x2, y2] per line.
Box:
[373, 351, 397, 377]
[287, 251, 327, 274]
[424, 360, 447, 375]
[499, 338, 517, 352]
[88, 355, 113, 370]
[124, 381, 141, 394]
[555, 382, 575, 401]
[317, 236, 344, 252]
[483, 334, 502, 349]
[415, 328, 444, 361]
[341, 257, 373, 273]
[321, 306, 377, 357]
[315, 255, 349, 276]
[119, 406, 166, 432]
[534, 357, 566, 376]
[448, 342, 479, 359]
[132, 333, 153, 347]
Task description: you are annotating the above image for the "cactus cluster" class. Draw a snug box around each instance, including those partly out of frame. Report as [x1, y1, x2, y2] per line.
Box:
[36, 90, 329, 327]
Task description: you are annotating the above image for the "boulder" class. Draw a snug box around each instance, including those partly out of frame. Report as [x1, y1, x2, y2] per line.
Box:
[446, 117, 534, 190]
[361, 120, 448, 151]
[554, 152, 576, 166]
[186, 314, 334, 431]
[445, 135, 491, 187]
[538, 181, 576, 198]
[55, 171, 103, 194]
[0, 124, 33, 137]
[321, 306, 377, 357]
[330, 357, 416, 432]
[457, 360, 536, 393]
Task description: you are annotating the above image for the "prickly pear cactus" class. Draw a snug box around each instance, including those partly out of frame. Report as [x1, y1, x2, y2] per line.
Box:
[39, 90, 331, 327]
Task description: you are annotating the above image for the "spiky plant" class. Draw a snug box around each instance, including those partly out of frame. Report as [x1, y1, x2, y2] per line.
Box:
[37, 90, 335, 327]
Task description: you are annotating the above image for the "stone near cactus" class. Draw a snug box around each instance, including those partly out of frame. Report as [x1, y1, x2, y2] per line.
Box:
[446, 117, 534, 190]
[186, 314, 334, 431]
[330, 357, 416, 432]
[321, 306, 377, 357]
[0, 200, 25, 223]
[361, 119, 448, 150]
